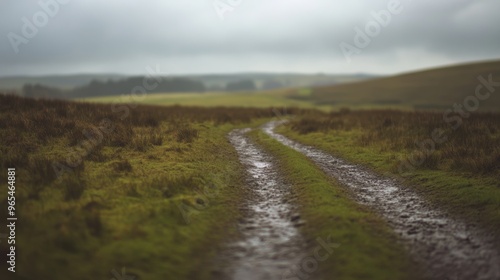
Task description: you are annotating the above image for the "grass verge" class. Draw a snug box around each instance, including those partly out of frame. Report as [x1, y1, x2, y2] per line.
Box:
[1, 123, 247, 280]
[250, 129, 419, 280]
[277, 112, 500, 237]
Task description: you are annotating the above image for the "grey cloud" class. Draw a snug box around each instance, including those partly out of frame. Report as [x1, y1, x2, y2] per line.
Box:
[1, 0, 499, 76]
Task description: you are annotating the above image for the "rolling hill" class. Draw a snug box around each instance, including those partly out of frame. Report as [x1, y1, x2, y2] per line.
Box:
[308, 60, 500, 110]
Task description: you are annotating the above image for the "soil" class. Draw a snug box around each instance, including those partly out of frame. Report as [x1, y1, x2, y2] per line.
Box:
[216, 128, 307, 280]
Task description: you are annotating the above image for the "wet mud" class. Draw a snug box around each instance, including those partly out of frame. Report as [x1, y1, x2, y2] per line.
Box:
[218, 128, 306, 280]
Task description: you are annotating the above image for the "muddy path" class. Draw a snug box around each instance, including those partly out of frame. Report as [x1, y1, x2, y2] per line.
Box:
[263, 120, 500, 280]
[217, 128, 306, 280]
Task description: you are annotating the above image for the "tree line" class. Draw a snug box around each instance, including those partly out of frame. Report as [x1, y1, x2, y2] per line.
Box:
[22, 77, 260, 99]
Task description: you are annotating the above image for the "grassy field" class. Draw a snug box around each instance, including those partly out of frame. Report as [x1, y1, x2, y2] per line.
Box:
[85, 90, 420, 112]
[84, 90, 326, 109]
[3, 86, 500, 279]
[85, 60, 500, 112]
[277, 110, 500, 235]
[251, 130, 419, 280]
[0, 94, 422, 279]
[0, 94, 282, 279]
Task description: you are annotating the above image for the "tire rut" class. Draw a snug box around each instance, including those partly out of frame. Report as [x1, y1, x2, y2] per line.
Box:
[263, 120, 500, 280]
[217, 128, 306, 280]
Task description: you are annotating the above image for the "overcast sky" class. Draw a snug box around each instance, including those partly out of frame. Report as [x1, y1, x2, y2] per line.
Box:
[1, 0, 499, 77]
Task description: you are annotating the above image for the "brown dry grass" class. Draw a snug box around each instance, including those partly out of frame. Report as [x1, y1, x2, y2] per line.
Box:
[288, 109, 500, 175]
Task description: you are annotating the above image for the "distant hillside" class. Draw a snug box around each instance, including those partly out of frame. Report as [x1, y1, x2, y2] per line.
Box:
[0, 74, 126, 90]
[308, 60, 500, 111]
[186, 73, 374, 91]
[18, 77, 206, 99]
[0, 73, 374, 92]
[71, 77, 205, 98]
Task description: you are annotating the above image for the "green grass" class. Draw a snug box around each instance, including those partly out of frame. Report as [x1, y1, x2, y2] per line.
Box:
[84, 91, 332, 109]
[85, 90, 418, 111]
[250, 129, 419, 280]
[1, 123, 248, 280]
[277, 114, 500, 235]
[0, 94, 277, 280]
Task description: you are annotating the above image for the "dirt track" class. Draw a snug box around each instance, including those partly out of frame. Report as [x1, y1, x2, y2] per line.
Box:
[218, 128, 306, 280]
[263, 120, 500, 280]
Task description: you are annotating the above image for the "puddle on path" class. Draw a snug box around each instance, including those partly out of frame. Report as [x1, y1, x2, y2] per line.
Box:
[218, 128, 306, 280]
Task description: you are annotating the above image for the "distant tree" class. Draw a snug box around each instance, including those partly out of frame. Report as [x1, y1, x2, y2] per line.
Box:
[261, 79, 284, 90]
[69, 77, 206, 98]
[225, 80, 256, 91]
[22, 84, 63, 99]
[206, 85, 225, 92]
